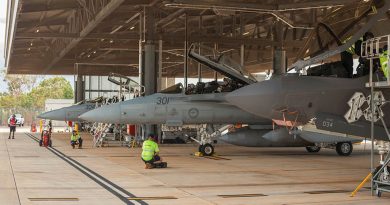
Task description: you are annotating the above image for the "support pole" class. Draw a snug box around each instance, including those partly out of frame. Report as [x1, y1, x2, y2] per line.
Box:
[75, 64, 85, 104]
[184, 12, 188, 89]
[138, 12, 143, 90]
[158, 39, 163, 92]
[240, 44, 245, 67]
[369, 57, 374, 196]
[198, 14, 202, 83]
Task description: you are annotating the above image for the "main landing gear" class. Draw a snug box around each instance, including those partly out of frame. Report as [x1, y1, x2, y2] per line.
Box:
[305, 142, 353, 156]
[198, 143, 215, 156]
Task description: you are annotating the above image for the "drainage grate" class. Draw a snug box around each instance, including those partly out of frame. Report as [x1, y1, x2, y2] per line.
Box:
[305, 190, 349, 194]
[218, 193, 267, 198]
[14, 156, 40, 158]
[29, 198, 79, 201]
[16, 171, 44, 174]
[128, 196, 177, 200]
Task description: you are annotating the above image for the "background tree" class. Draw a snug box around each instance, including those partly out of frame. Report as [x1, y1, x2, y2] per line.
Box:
[29, 77, 74, 109]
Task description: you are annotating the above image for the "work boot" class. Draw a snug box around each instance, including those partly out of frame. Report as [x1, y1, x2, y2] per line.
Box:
[12, 136, 14, 139]
[8, 136, 10, 139]
[145, 163, 153, 169]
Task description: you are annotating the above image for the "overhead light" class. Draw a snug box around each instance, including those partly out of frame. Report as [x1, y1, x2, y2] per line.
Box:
[30, 42, 33, 46]
[87, 55, 91, 58]
[36, 29, 40, 33]
[130, 26, 135, 30]
[101, 39, 105, 42]
[166, 56, 170, 60]
[27, 48, 31, 51]
[243, 31, 250, 35]
[93, 51, 97, 54]
[110, 40, 114, 43]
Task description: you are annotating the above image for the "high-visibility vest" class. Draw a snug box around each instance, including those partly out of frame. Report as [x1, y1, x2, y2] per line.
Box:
[343, 36, 363, 55]
[380, 50, 389, 78]
[9, 118, 16, 126]
[141, 139, 159, 161]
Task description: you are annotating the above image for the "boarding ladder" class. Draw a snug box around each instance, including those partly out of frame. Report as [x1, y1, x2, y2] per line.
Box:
[362, 34, 390, 197]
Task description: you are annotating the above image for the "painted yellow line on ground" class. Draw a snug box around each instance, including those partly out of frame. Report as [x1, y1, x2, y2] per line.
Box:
[218, 193, 267, 198]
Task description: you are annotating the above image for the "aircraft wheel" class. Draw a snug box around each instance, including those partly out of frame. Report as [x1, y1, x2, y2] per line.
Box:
[336, 142, 353, 156]
[376, 189, 382, 198]
[200, 143, 214, 156]
[306, 146, 321, 153]
[198, 145, 203, 152]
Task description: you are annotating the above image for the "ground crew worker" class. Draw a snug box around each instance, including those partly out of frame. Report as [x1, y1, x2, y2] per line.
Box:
[341, 32, 374, 78]
[141, 134, 162, 169]
[380, 45, 388, 78]
[8, 114, 17, 139]
[70, 130, 83, 149]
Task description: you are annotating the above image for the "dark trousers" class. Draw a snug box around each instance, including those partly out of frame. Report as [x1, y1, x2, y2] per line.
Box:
[71, 138, 83, 148]
[341, 51, 354, 78]
[9, 126, 16, 138]
[142, 155, 161, 164]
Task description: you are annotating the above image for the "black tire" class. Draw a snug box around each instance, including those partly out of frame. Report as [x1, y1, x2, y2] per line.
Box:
[336, 142, 353, 156]
[198, 145, 203, 152]
[200, 143, 214, 156]
[376, 189, 382, 198]
[306, 146, 321, 153]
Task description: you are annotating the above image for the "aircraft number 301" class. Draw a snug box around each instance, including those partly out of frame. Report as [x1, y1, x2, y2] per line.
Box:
[156, 97, 169, 105]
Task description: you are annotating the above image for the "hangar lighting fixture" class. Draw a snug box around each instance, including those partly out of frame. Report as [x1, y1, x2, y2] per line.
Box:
[35, 29, 40, 33]
[27, 48, 31, 51]
[87, 55, 91, 58]
[130, 26, 135, 30]
[30, 42, 33, 46]
[110, 40, 114, 43]
[243, 31, 250, 35]
[93, 51, 97, 54]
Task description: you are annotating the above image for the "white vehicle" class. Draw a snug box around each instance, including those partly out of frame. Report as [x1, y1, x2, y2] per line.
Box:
[8, 114, 24, 127]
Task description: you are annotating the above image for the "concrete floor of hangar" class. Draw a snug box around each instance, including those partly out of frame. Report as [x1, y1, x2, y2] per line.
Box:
[0, 129, 390, 205]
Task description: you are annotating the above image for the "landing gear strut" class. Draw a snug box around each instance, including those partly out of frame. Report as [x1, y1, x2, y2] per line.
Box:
[306, 146, 321, 153]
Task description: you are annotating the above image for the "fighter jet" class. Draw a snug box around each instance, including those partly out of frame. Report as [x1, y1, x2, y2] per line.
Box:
[225, 70, 390, 151]
[38, 99, 100, 122]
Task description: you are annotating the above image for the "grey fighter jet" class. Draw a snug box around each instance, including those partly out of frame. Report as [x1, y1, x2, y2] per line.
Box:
[38, 100, 99, 122]
[226, 74, 390, 149]
[79, 84, 269, 125]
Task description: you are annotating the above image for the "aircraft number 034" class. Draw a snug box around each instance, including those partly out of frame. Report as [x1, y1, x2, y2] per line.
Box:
[322, 121, 333, 128]
[156, 97, 169, 105]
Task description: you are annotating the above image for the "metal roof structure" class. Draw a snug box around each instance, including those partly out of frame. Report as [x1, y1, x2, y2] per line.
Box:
[5, 0, 390, 77]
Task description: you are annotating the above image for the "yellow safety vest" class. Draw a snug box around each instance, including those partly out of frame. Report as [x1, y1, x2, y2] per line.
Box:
[141, 139, 159, 161]
[380, 50, 389, 78]
[71, 134, 80, 141]
[343, 36, 363, 55]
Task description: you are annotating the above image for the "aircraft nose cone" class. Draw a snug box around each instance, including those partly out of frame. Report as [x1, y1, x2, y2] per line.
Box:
[37, 109, 66, 121]
[80, 103, 121, 123]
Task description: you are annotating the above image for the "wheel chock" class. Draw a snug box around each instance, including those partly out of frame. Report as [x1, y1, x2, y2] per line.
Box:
[194, 152, 203, 157]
